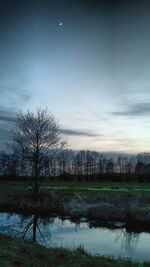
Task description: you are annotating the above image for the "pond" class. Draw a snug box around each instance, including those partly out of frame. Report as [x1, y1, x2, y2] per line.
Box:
[0, 212, 150, 261]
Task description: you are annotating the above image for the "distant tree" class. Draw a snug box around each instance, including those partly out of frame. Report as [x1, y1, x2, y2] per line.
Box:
[117, 156, 123, 174]
[0, 151, 8, 176]
[74, 152, 83, 178]
[9, 108, 65, 196]
[105, 158, 114, 174]
[98, 155, 105, 175]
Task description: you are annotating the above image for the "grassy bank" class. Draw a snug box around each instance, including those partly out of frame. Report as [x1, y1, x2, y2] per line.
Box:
[1, 180, 150, 206]
[0, 180, 144, 212]
[1, 180, 150, 226]
[0, 234, 149, 267]
[2, 180, 150, 196]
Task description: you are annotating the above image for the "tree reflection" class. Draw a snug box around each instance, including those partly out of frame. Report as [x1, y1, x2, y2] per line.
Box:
[21, 215, 54, 244]
[20, 215, 141, 259]
[22, 215, 38, 242]
[115, 228, 139, 256]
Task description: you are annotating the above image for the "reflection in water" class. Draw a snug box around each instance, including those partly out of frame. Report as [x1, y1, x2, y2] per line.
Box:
[22, 215, 55, 246]
[22, 215, 38, 242]
[115, 229, 139, 257]
[0, 212, 150, 261]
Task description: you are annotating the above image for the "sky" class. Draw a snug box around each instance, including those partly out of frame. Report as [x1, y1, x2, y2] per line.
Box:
[1, 0, 150, 153]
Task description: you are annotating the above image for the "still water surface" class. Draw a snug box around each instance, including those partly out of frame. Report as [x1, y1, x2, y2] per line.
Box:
[0, 212, 150, 261]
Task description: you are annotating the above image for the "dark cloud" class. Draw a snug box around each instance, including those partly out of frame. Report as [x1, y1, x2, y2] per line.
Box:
[0, 109, 16, 123]
[0, 115, 16, 123]
[0, 124, 12, 150]
[61, 128, 99, 137]
[0, 127, 11, 140]
[112, 103, 150, 117]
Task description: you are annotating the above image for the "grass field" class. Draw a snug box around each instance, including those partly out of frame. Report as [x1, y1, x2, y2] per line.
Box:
[2, 180, 150, 189]
[43, 181, 150, 190]
[1, 180, 150, 201]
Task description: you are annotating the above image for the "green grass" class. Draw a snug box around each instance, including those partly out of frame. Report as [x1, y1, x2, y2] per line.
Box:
[0, 234, 149, 267]
[1, 180, 150, 200]
[2, 180, 150, 190]
[42, 181, 150, 190]
[41, 181, 150, 199]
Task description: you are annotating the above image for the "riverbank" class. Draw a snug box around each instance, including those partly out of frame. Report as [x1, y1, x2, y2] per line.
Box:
[0, 234, 149, 267]
[1, 189, 150, 228]
[1, 181, 150, 227]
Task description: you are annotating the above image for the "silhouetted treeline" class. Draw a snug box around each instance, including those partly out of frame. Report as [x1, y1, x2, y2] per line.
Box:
[0, 150, 150, 182]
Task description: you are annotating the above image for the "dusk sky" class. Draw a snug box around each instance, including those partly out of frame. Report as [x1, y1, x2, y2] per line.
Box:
[1, 0, 150, 153]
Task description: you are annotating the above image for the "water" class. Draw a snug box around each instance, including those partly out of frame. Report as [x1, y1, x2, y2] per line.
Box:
[0, 212, 150, 261]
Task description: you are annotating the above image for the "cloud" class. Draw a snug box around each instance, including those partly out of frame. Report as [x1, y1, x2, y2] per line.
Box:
[0, 124, 12, 150]
[0, 84, 31, 107]
[61, 128, 99, 137]
[0, 127, 11, 140]
[16, 90, 31, 103]
[0, 109, 16, 123]
[0, 115, 16, 123]
[112, 103, 150, 116]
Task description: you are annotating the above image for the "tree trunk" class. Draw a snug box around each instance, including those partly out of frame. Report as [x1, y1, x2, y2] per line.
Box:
[32, 215, 38, 242]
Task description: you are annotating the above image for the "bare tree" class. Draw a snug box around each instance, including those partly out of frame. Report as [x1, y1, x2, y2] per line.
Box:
[9, 108, 65, 196]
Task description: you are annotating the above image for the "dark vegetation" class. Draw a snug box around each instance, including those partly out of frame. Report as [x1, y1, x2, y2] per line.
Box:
[1, 150, 150, 184]
[0, 234, 150, 267]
